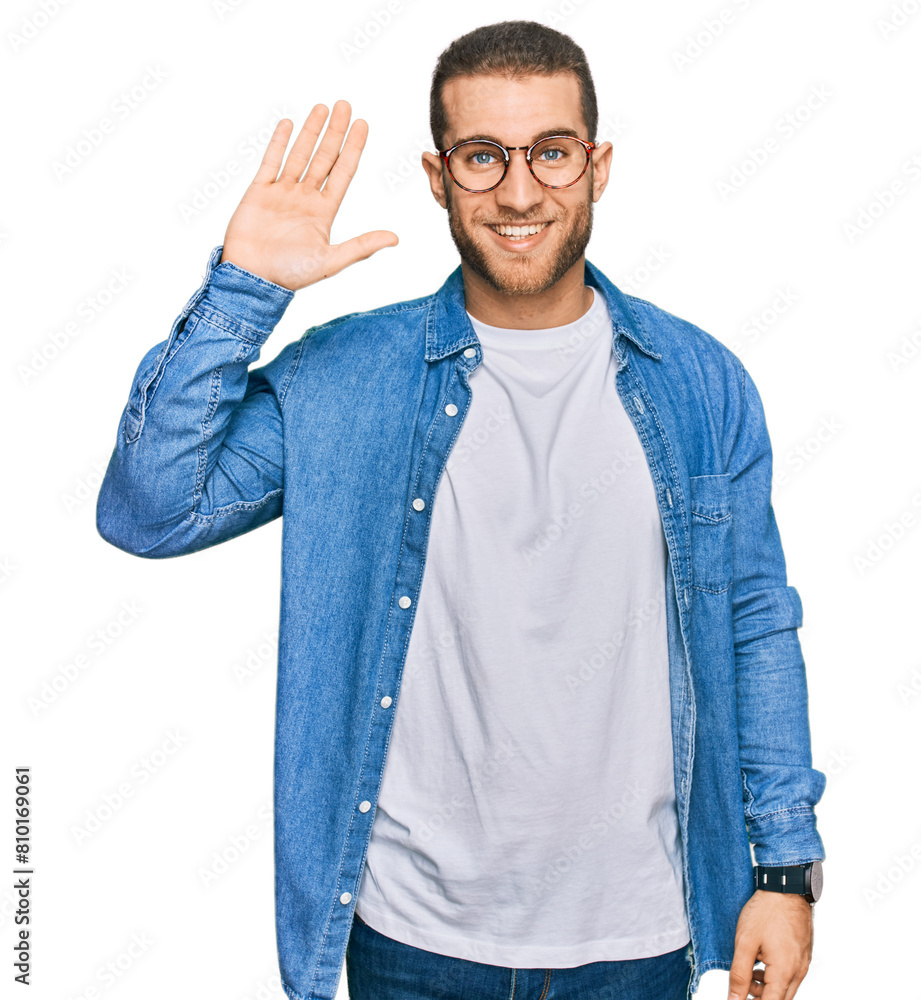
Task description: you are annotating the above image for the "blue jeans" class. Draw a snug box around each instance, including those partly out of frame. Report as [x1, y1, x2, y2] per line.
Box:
[345, 913, 693, 999]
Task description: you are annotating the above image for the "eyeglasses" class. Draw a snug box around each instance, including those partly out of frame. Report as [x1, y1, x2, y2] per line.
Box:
[437, 135, 597, 193]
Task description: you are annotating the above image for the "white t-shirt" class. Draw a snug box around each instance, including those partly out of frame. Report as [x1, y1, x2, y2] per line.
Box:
[355, 286, 690, 968]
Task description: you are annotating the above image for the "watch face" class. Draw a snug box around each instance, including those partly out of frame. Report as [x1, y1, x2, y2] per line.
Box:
[808, 860, 823, 901]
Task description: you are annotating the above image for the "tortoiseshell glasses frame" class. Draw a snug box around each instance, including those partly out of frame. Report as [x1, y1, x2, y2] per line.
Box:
[437, 136, 598, 194]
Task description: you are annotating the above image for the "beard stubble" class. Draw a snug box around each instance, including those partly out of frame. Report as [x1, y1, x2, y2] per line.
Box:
[444, 172, 595, 297]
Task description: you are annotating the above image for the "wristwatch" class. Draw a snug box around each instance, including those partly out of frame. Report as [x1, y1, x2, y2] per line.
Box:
[752, 860, 823, 903]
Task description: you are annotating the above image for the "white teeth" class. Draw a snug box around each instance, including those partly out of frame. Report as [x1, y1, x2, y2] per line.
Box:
[490, 222, 549, 239]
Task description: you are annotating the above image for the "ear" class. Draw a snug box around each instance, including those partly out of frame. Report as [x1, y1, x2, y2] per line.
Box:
[589, 140, 614, 202]
[421, 151, 448, 209]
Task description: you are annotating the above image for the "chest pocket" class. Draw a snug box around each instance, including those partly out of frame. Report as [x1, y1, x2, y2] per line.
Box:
[687, 473, 732, 594]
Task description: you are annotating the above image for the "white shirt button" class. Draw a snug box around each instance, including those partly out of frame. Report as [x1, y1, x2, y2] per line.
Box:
[412, 498, 425, 511]
[398, 596, 411, 609]
[445, 403, 458, 416]
[380, 696, 392, 708]
[463, 347, 476, 357]
[340, 892, 352, 904]
[359, 800, 371, 813]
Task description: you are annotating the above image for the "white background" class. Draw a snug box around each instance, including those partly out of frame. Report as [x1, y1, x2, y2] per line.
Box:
[3, 0, 920, 997]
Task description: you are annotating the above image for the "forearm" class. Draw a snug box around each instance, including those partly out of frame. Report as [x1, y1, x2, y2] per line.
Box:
[96, 245, 297, 557]
[734, 586, 827, 865]
[728, 365, 827, 866]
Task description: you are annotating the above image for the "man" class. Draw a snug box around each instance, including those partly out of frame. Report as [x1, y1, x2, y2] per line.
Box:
[96, 20, 826, 1000]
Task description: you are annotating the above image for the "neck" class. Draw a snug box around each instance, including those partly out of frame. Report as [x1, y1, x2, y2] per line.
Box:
[461, 256, 594, 329]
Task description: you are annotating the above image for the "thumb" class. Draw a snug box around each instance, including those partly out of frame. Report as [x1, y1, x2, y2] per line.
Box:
[328, 230, 399, 275]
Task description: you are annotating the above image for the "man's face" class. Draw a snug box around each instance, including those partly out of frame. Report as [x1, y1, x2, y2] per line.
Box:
[422, 72, 612, 297]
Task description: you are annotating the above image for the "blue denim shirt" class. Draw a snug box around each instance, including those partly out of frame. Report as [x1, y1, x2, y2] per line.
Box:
[96, 244, 826, 999]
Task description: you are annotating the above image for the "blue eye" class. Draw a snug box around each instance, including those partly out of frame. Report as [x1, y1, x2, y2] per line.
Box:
[472, 151, 496, 165]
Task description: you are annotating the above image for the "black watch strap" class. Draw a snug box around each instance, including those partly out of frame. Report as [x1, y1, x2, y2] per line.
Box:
[753, 864, 807, 893]
[753, 861, 822, 902]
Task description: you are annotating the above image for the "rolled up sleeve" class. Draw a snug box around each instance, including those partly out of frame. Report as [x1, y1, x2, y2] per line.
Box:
[727, 363, 827, 866]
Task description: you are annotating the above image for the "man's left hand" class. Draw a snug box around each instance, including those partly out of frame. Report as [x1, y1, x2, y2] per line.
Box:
[727, 889, 814, 1000]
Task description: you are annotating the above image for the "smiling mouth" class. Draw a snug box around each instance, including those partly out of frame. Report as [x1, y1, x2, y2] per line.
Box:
[486, 221, 552, 241]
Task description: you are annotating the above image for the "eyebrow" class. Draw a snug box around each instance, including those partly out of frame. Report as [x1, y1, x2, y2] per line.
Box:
[448, 127, 581, 147]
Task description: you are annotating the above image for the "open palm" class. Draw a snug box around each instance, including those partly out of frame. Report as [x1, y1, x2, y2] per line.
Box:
[220, 100, 398, 291]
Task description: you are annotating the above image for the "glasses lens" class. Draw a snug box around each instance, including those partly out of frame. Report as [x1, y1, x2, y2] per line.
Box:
[447, 141, 507, 190]
[530, 137, 588, 187]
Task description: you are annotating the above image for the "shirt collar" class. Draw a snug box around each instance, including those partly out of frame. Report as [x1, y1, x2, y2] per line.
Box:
[424, 259, 662, 362]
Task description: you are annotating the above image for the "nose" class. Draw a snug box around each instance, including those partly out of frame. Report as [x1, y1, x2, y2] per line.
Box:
[494, 148, 545, 216]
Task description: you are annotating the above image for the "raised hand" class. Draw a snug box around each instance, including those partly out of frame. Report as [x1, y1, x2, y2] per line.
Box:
[220, 101, 398, 291]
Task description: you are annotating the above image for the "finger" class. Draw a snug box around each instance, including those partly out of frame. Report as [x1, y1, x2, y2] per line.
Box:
[278, 104, 330, 182]
[748, 962, 767, 996]
[781, 968, 808, 1000]
[727, 942, 758, 1000]
[301, 99, 352, 188]
[251, 118, 294, 184]
[760, 969, 793, 1000]
[326, 230, 399, 276]
[321, 118, 370, 207]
